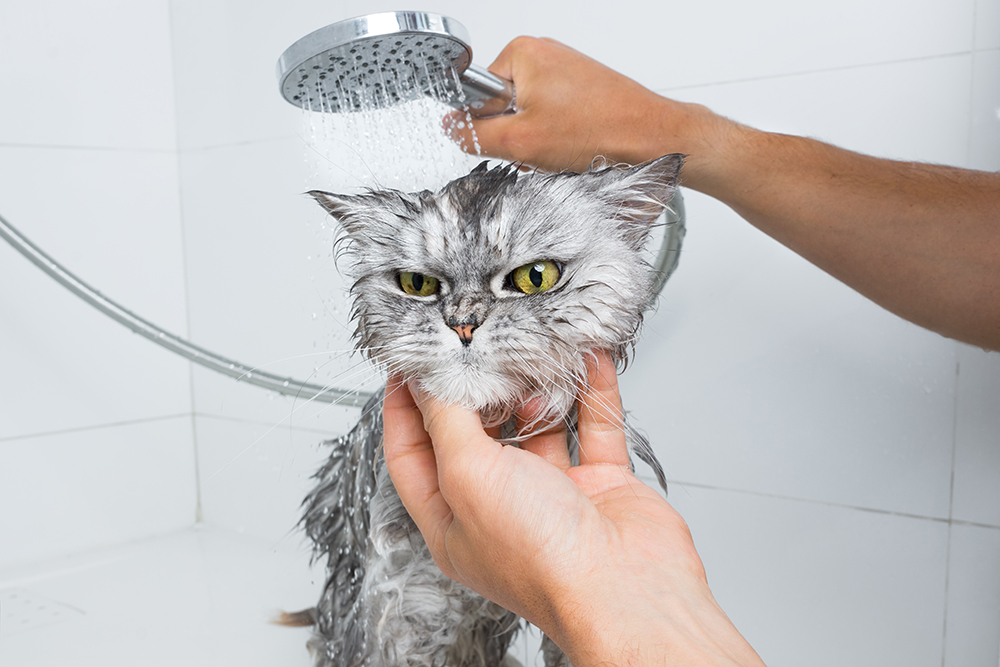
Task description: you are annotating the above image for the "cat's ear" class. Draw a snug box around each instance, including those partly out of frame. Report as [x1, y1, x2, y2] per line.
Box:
[595, 153, 684, 224]
[307, 190, 369, 238]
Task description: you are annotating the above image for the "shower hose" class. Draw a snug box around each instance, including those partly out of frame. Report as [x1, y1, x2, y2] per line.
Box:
[0, 212, 371, 407]
[0, 193, 683, 410]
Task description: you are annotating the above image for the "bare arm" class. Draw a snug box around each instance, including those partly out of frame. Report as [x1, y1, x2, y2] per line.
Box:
[453, 37, 1000, 350]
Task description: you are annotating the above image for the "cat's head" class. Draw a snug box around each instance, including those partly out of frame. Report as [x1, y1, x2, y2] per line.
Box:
[311, 155, 683, 428]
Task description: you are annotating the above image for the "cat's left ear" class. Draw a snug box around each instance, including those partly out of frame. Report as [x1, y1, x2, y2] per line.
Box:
[595, 152, 684, 225]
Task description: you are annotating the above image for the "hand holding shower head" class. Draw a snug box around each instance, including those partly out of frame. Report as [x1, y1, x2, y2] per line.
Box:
[276, 11, 515, 117]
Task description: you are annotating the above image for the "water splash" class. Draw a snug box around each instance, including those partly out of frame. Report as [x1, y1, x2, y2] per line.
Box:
[300, 62, 487, 194]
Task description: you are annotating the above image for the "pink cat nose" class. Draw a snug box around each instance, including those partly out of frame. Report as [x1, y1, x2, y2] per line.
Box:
[451, 324, 477, 346]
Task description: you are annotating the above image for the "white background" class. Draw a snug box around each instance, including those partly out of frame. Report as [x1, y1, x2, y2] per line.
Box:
[0, 0, 998, 665]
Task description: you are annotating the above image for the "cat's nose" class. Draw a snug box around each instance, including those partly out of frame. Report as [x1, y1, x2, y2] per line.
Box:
[451, 324, 477, 346]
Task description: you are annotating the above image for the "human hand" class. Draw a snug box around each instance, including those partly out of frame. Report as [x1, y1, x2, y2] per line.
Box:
[443, 36, 737, 186]
[382, 350, 766, 667]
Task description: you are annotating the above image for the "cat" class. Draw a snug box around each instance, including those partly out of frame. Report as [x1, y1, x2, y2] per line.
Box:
[286, 154, 684, 667]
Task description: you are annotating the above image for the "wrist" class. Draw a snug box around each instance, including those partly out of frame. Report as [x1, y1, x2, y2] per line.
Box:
[659, 100, 756, 198]
[542, 572, 766, 667]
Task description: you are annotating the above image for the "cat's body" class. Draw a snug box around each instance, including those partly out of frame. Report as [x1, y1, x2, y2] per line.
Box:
[295, 156, 683, 667]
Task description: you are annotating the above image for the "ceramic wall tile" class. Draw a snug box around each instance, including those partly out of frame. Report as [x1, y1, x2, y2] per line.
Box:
[169, 0, 305, 151]
[668, 54, 973, 167]
[976, 0, 1000, 50]
[0, 0, 176, 150]
[176, 137, 389, 428]
[622, 190, 957, 518]
[942, 523, 1000, 667]
[952, 345, 1000, 527]
[969, 49, 1000, 171]
[0, 146, 191, 439]
[664, 485, 949, 667]
[0, 417, 197, 571]
[195, 415, 354, 542]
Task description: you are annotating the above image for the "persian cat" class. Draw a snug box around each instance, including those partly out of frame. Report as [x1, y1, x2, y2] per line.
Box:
[287, 154, 683, 667]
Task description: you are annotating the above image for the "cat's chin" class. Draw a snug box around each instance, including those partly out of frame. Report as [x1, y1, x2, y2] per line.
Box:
[413, 369, 578, 437]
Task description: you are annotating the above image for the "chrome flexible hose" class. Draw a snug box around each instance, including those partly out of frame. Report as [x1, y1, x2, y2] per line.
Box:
[0, 212, 372, 407]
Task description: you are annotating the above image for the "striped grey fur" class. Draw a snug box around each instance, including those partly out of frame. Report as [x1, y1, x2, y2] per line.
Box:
[298, 155, 684, 667]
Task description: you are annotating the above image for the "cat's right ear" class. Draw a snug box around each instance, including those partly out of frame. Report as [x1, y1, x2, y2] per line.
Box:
[307, 190, 367, 237]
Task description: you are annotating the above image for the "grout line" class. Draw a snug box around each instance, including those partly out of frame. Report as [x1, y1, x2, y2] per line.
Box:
[0, 142, 174, 154]
[941, 352, 963, 667]
[177, 134, 298, 155]
[655, 50, 975, 96]
[639, 475, 1000, 530]
[192, 411, 352, 436]
[0, 414, 192, 444]
[166, 0, 203, 526]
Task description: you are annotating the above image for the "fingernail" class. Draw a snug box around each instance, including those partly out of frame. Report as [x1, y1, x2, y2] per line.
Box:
[406, 379, 427, 404]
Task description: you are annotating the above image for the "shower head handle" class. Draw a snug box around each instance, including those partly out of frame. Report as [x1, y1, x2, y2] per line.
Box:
[458, 63, 515, 117]
[276, 11, 515, 117]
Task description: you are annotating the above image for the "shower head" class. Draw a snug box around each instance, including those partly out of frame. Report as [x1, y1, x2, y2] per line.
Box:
[276, 11, 515, 117]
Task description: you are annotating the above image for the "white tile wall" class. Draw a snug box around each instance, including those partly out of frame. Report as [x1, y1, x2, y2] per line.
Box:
[176, 138, 380, 435]
[0, 0, 177, 150]
[970, 49, 1000, 171]
[0, 1, 190, 566]
[623, 190, 959, 517]
[943, 523, 1000, 667]
[169, 0, 304, 150]
[666, 54, 974, 166]
[666, 485, 950, 667]
[953, 345, 1000, 527]
[0, 146, 191, 439]
[976, 0, 1000, 50]
[195, 414, 351, 541]
[0, 417, 197, 571]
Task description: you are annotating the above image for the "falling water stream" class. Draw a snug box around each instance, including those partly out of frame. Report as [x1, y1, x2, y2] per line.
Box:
[301, 62, 485, 193]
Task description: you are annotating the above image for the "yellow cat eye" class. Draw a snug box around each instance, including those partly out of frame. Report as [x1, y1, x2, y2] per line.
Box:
[511, 261, 561, 294]
[398, 272, 439, 297]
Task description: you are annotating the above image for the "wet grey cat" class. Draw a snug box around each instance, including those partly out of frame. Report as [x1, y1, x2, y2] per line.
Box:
[289, 155, 683, 667]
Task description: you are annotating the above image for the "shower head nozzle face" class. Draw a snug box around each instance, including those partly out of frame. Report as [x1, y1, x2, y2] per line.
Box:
[277, 12, 474, 112]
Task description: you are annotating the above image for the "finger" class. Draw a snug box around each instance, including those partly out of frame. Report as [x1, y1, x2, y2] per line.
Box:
[576, 350, 630, 468]
[409, 381, 502, 471]
[516, 399, 572, 469]
[381, 376, 453, 546]
[442, 108, 520, 161]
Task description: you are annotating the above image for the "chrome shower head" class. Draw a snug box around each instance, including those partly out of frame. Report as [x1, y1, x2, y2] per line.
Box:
[276, 11, 514, 117]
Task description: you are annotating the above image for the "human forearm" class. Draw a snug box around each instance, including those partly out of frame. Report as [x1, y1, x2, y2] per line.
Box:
[692, 124, 1000, 350]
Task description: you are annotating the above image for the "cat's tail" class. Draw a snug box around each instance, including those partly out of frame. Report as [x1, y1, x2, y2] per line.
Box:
[272, 607, 317, 627]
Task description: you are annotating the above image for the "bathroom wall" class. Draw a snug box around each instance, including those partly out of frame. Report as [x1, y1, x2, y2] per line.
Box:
[0, 0, 197, 566]
[0, 0, 997, 666]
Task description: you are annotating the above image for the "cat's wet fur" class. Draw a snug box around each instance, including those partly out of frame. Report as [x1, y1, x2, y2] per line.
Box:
[291, 155, 684, 667]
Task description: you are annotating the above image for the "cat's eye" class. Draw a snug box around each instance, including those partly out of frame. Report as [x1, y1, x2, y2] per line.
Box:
[398, 272, 439, 297]
[511, 261, 561, 294]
